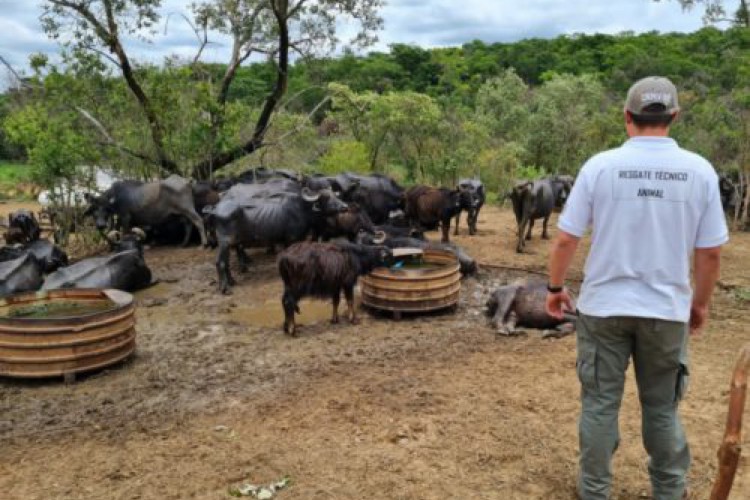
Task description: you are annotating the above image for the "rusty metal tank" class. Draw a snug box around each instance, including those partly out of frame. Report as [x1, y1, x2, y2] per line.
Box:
[0, 288, 136, 378]
[361, 248, 461, 317]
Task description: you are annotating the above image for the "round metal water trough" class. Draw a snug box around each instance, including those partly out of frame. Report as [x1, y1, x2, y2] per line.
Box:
[361, 248, 461, 317]
[0, 289, 136, 378]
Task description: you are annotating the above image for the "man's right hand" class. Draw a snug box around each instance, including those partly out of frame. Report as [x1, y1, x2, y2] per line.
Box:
[689, 302, 709, 336]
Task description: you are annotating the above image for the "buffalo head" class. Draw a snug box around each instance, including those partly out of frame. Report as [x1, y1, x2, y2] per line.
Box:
[107, 227, 146, 256]
[84, 192, 116, 231]
[301, 187, 348, 214]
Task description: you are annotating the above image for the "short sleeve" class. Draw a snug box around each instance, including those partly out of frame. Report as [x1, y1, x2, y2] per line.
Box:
[695, 174, 729, 248]
[557, 168, 592, 238]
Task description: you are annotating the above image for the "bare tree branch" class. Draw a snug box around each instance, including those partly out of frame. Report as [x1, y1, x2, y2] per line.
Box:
[267, 95, 332, 146]
[0, 54, 33, 88]
[75, 106, 159, 165]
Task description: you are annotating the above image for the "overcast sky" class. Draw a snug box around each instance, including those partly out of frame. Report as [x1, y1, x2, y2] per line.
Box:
[0, 0, 707, 86]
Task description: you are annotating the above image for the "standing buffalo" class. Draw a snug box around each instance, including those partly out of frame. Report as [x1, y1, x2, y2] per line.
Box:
[278, 241, 393, 335]
[328, 173, 404, 224]
[84, 175, 207, 247]
[454, 179, 485, 236]
[209, 186, 349, 294]
[42, 229, 152, 292]
[311, 203, 387, 243]
[509, 179, 557, 253]
[549, 175, 574, 209]
[0, 253, 44, 297]
[404, 185, 462, 243]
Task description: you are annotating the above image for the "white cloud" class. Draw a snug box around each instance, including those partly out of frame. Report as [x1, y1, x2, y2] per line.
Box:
[0, 0, 709, 86]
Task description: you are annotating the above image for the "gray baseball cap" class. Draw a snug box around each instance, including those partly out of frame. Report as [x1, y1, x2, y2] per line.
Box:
[625, 76, 679, 115]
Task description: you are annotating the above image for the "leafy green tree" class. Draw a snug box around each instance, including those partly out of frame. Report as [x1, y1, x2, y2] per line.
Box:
[525, 73, 620, 175]
[39, 0, 384, 179]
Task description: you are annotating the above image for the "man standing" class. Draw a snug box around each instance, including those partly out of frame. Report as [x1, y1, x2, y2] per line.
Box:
[546, 76, 728, 500]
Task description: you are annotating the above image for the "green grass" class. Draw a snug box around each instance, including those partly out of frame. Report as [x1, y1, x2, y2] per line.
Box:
[0, 161, 32, 183]
[735, 287, 750, 303]
[0, 162, 36, 201]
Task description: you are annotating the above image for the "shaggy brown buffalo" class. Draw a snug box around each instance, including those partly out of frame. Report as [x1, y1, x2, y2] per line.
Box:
[278, 241, 392, 336]
[404, 185, 462, 243]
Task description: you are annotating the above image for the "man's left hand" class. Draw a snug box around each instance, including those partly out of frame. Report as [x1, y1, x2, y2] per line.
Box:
[546, 290, 574, 320]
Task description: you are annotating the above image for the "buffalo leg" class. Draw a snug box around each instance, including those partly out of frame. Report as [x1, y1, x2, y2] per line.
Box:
[469, 208, 479, 235]
[236, 246, 250, 273]
[331, 291, 340, 324]
[525, 219, 534, 240]
[516, 218, 528, 253]
[489, 287, 519, 333]
[454, 212, 461, 236]
[441, 218, 450, 243]
[184, 208, 208, 247]
[282, 289, 299, 336]
[542, 215, 550, 239]
[344, 286, 359, 324]
[216, 242, 233, 294]
[181, 217, 193, 247]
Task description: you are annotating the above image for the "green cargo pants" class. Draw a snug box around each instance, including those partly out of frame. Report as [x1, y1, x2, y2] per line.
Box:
[576, 313, 690, 500]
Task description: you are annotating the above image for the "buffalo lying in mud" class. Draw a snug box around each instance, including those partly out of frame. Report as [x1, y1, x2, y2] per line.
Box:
[43, 229, 152, 292]
[0, 239, 68, 274]
[486, 279, 576, 338]
[0, 253, 45, 297]
[4, 209, 41, 245]
[278, 241, 393, 336]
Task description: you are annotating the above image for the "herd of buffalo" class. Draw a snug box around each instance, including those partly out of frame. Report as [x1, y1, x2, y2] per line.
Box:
[0, 167, 744, 334]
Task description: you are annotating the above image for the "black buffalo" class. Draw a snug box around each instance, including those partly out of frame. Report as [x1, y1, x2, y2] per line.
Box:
[209, 186, 348, 294]
[404, 185, 462, 243]
[548, 175, 574, 209]
[509, 179, 558, 253]
[278, 241, 393, 335]
[84, 174, 207, 247]
[311, 203, 386, 243]
[328, 173, 404, 224]
[0, 253, 44, 297]
[4, 210, 41, 244]
[0, 239, 68, 273]
[454, 179, 485, 236]
[42, 229, 152, 292]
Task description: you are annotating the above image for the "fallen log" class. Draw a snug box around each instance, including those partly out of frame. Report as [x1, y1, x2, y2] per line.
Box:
[710, 344, 750, 500]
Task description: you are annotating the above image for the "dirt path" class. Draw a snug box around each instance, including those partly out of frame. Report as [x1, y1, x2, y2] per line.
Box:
[1, 205, 749, 499]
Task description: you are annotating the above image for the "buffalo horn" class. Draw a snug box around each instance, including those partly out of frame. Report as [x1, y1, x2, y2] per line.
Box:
[372, 230, 387, 245]
[131, 227, 146, 241]
[301, 187, 321, 202]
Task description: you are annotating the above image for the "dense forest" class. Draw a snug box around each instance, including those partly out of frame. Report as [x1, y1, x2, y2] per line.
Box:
[1, 8, 749, 223]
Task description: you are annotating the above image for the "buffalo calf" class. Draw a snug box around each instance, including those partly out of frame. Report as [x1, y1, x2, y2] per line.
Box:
[278, 241, 392, 335]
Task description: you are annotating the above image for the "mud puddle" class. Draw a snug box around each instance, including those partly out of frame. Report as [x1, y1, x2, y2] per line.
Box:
[230, 298, 337, 328]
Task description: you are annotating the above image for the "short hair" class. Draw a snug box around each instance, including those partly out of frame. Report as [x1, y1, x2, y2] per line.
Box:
[630, 103, 675, 127]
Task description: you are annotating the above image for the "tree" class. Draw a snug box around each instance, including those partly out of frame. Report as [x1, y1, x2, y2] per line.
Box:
[39, 0, 383, 179]
[655, 0, 750, 27]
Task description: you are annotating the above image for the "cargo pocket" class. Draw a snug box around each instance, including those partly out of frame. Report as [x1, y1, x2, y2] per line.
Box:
[576, 348, 598, 392]
[675, 363, 690, 402]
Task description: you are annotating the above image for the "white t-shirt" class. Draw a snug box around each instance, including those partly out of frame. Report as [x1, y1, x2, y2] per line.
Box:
[558, 136, 729, 322]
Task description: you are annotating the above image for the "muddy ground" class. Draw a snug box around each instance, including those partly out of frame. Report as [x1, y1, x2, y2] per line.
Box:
[1, 202, 749, 499]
